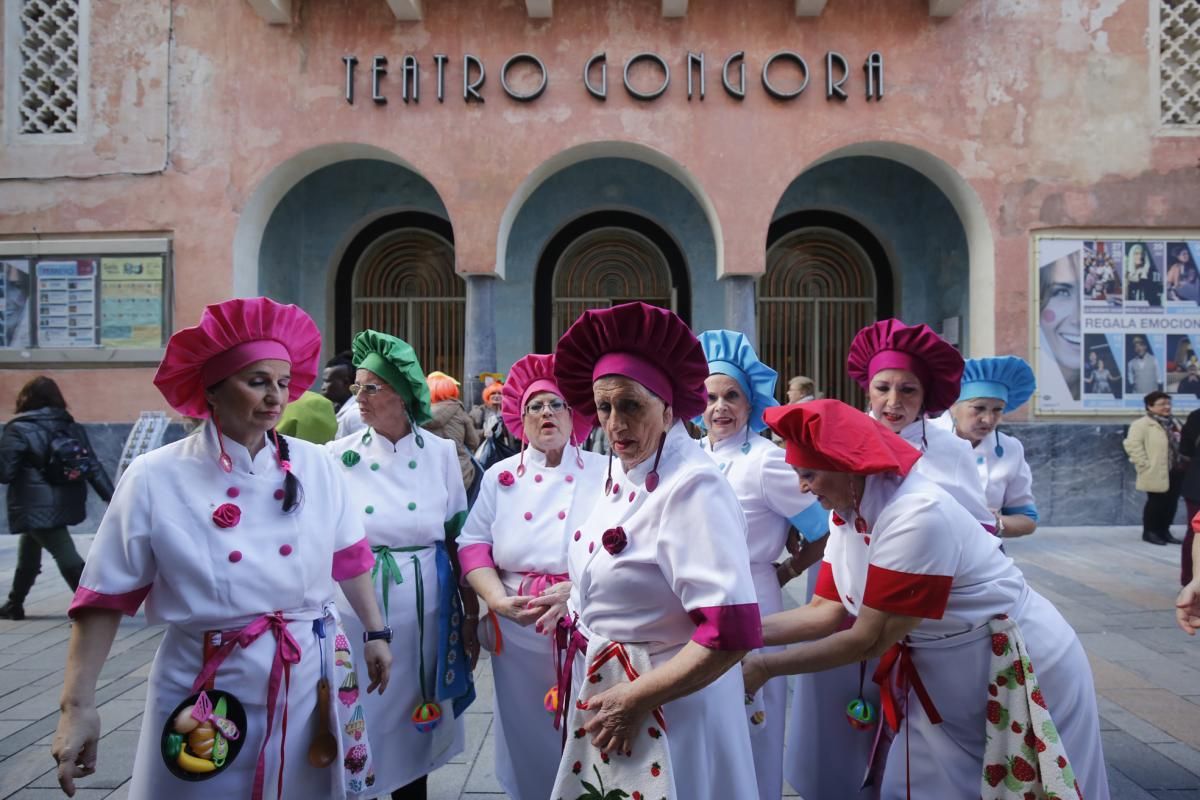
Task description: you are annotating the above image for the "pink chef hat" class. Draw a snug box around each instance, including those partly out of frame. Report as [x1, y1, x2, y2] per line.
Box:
[846, 319, 964, 415]
[153, 297, 322, 418]
[501, 353, 595, 443]
[553, 302, 708, 421]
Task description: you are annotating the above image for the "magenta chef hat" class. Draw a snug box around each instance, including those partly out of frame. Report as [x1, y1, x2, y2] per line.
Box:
[153, 297, 322, 418]
[846, 319, 964, 415]
[501, 353, 595, 443]
[553, 302, 709, 421]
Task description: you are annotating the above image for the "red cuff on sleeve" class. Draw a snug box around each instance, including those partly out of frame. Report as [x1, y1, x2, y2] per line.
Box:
[688, 603, 764, 650]
[813, 561, 841, 603]
[332, 537, 375, 581]
[457, 544, 496, 577]
[862, 564, 952, 619]
[68, 585, 151, 619]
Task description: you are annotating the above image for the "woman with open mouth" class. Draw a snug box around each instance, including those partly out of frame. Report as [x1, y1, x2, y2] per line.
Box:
[694, 329, 829, 800]
[541, 302, 761, 800]
[456, 353, 606, 800]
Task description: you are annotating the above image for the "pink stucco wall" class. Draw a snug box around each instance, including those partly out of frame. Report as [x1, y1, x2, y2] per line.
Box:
[0, 0, 1196, 421]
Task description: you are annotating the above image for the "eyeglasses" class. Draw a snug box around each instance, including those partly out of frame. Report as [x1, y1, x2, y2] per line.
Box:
[525, 399, 567, 415]
[349, 383, 387, 397]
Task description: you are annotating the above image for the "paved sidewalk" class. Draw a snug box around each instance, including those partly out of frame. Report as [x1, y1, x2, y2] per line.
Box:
[0, 526, 1196, 799]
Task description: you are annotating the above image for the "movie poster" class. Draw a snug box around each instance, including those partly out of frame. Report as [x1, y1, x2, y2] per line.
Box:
[1036, 236, 1200, 414]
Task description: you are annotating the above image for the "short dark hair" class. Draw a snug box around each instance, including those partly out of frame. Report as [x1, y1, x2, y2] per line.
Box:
[15, 376, 67, 414]
[324, 351, 354, 376]
[1144, 390, 1169, 408]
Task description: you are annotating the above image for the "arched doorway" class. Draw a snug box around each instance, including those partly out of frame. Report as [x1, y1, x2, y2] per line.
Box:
[534, 211, 691, 352]
[334, 212, 464, 379]
[761, 211, 893, 405]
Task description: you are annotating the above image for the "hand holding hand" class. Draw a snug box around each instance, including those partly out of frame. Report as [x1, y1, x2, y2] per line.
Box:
[491, 594, 541, 627]
[526, 582, 572, 636]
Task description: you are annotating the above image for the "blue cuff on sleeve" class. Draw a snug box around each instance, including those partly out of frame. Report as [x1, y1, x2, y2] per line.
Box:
[1000, 504, 1039, 522]
[789, 502, 830, 541]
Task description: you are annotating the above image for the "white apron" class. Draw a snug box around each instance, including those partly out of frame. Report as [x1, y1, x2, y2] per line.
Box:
[73, 423, 373, 800]
[458, 445, 607, 800]
[327, 427, 469, 795]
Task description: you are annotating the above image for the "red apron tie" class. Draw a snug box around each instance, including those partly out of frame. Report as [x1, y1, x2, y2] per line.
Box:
[553, 613, 589, 746]
[518, 570, 569, 598]
[870, 642, 942, 800]
[191, 612, 303, 800]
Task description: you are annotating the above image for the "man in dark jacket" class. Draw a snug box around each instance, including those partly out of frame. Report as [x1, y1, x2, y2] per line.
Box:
[0, 377, 114, 619]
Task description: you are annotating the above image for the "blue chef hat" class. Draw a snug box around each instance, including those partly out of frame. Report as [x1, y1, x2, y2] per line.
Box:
[959, 356, 1036, 412]
[695, 330, 779, 433]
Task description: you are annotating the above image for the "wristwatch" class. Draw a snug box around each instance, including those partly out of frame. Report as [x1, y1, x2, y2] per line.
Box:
[363, 626, 393, 644]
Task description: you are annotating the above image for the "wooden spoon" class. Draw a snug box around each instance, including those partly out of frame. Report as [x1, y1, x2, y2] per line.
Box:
[307, 677, 338, 768]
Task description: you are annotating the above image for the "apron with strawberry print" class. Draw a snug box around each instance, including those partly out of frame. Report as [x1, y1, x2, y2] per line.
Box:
[981, 615, 1081, 800]
[551, 635, 676, 800]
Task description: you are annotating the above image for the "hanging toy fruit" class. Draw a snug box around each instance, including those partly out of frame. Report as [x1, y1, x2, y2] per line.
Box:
[411, 701, 443, 733]
[845, 697, 877, 730]
[543, 685, 560, 714]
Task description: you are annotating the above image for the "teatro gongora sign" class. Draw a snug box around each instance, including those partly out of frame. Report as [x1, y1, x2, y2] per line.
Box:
[341, 50, 884, 105]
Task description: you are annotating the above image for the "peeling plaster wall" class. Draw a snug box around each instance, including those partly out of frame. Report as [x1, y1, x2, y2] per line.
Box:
[0, 0, 1197, 422]
[773, 157, 971, 347]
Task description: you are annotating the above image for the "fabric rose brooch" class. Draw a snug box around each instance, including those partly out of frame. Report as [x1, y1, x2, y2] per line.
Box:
[212, 503, 242, 529]
[601, 526, 627, 556]
[498, 470, 516, 488]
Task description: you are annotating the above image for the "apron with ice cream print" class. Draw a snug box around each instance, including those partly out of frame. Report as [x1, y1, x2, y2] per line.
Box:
[555, 422, 762, 800]
[813, 470, 1108, 800]
[458, 445, 607, 800]
[327, 426, 474, 797]
[69, 423, 376, 800]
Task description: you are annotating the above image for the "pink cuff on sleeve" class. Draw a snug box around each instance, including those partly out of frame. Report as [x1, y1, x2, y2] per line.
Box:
[68, 585, 151, 619]
[687, 603, 764, 650]
[332, 537, 374, 581]
[457, 543, 496, 576]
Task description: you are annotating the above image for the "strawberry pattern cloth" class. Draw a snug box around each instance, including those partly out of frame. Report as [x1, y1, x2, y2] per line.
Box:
[982, 615, 1082, 800]
[551, 635, 675, 800]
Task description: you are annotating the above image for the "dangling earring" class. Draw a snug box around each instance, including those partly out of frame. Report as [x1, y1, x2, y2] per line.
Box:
[920, 415, 929, 451]
[516, 438, 528, 478]
[741, 424, 752, 455]
[994, 428, 1004, 458]
[212, 411, 233, 473]
[849, 475, 868, 534]
[571, 431, 585, 470]
[646, 432, 668, 493]
[604, 450, 614, 495]
[408, 409, 424, 448]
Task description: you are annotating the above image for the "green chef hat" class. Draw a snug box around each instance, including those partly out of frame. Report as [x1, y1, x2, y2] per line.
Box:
[351, 330, 433, 425]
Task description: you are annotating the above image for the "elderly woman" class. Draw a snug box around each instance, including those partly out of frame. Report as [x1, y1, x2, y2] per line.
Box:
[695, 329, 827, 800]
[456, 353, 606, 800]
[786, 318, 994, 800]
[945, 356, 1039, 538]
[52, 298, 391, 799]
[747, 400, 1109, 800]
[539, 302, 761, 800]
[327, 331, 476, 800]
[1124, 390, 1185, 546]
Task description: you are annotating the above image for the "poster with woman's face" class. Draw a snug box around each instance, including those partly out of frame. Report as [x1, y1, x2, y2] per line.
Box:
[1, 260, 31, 348]
[1037, 242, 1083, 410]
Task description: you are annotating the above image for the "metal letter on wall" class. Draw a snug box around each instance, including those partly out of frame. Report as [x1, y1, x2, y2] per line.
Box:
[371, 56, 388, 104]
[761, 51, 808, 100]
[464, 54, 486, 102]
[687, 51, 705, 100]
[434, 54, 448, 103]
[722, 51, 746, 99]
[584, 52, 607, 100]
[402, 55, 419, 103]
[864, 51, 884, 101]
[501, 53, 548, 101]
[623, 52, 670, 101]
[825, 51, 848, 101]
[343, 55, 358, 104]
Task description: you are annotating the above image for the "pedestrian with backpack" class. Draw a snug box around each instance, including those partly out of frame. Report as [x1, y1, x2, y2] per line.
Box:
[0, 376, 113, 619]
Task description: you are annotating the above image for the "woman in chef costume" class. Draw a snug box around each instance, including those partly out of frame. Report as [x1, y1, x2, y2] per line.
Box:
[945, 356, 1040, 538]
[748, 399, 1108, 800]
[327, 330, 477, 800]
[52, 298, 391, 800]
[694, 329, 828, 800]
[457, 352, 607, 800]
[544, 302, 762, 800]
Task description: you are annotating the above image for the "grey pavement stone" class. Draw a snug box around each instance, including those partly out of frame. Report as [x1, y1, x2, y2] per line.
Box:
[1153, 743, 1200, 780]
[1105, 764, 1160, 800]
[1096, 697, 1176, 744]
[27, 730, 141, 791]
[7, 789, 112, 799]
[1103, 730, 1200, 790]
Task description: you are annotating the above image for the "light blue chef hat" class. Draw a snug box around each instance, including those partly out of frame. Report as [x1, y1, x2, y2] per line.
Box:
[959, 356, 1036, 412]
[695, 330, 779, 433]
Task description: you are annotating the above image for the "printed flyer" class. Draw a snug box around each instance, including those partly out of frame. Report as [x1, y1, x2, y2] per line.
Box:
[101, 257, 164, 348]
[35, 260, 98, 348]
